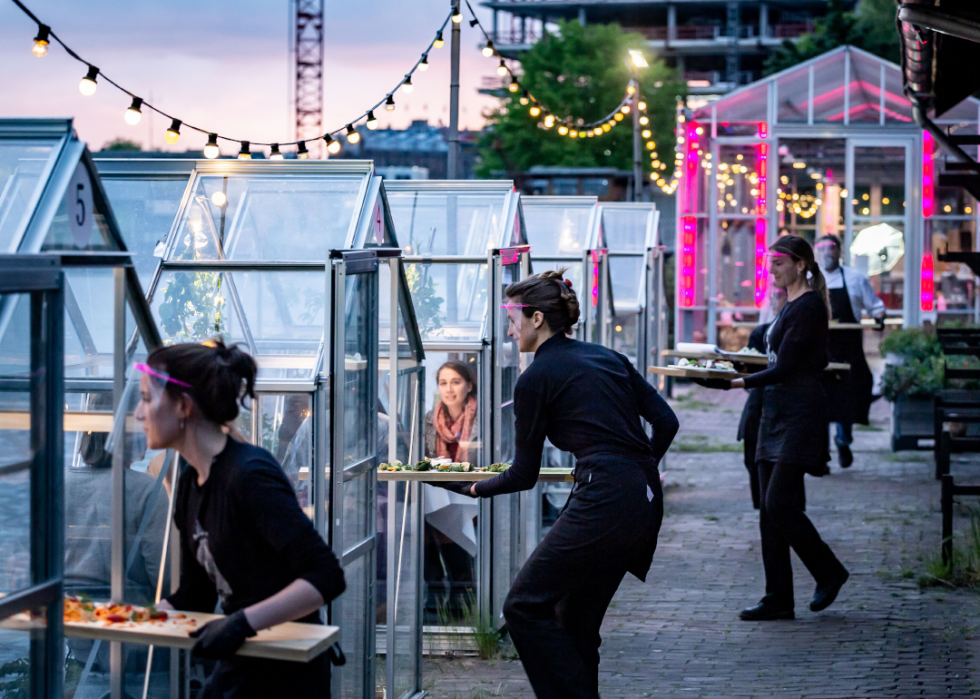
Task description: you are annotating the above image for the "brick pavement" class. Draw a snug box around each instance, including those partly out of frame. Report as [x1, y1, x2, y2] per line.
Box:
[423, 388, 980, 698]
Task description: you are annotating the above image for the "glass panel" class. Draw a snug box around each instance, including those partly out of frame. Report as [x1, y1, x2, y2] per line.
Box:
[931, 219, 977, 314]
[777, 67, 809, 123]
[389, 481, 420, 699]
[258, 394, 313, 511]
[0, 139, 58, 253]
[812, 51, 847, 123]
[152, 270, 324, 380]
[404, 263, 487, 341]
[0, 384, 31, 597]
[386, 191, 504, 256]
[532, 260, 583, 300]
[169, 176, 363, 261]
[343, 471, 371, 552]
[602, 208, 651, 253]
[935, 160, 978, 217]
[612, 313, 640, 366]
[717, 219, 758, 307]
[884, 63, 913, 124]
[852, 146, 906, 218]
[609, 255, 643, 309]
[63, 268, 118, 380]
[102, 178, 188, 291]
[851, 220, 905, 311]
[777, 138, 846, 243]
[716, 145, 763, 216]
[700, 81, 768, 123]
[344, 274, 374, 466]
[340, 554, 367, 699]
[0, 630, 32, 696]
[40, 174, 116, 253]
[848, 51, 886, 124]
[522, 204, 594, 256]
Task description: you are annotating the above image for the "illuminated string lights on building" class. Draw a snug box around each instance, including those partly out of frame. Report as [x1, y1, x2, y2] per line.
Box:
[8, 0, 453, 159]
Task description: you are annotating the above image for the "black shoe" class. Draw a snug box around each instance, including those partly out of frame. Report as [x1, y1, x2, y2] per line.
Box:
[838, 444, 853, 469]
[739, 600, 795, 621]
[810, 569, 849, 612]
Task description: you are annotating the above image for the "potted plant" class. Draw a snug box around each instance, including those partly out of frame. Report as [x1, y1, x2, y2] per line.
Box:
[880, 328, 942, 451]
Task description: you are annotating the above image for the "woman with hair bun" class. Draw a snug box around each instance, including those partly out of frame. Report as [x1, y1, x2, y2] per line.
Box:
[703, 235, 849, 621]
[135, 338, 345, 698]
[443, 269, 678, 699]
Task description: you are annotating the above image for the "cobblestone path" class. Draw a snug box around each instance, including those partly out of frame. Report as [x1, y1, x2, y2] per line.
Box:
[423, 388, 980, 698]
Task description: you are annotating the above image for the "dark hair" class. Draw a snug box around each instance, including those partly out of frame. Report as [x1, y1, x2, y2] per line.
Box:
[436, 360, 477, 399]
[504, 268, 581, 335]
[770, 235, 829, 311]
[816, 234, 842, 250]
[146, 338, 257, 424]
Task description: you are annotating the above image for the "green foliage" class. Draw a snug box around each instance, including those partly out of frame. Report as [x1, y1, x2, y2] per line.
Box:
[101, 137, 142, 151]
[764, 0, 901, 75]
[463, 593, 501, 660]
[476, 20, 679, 178]
[880, 356, 944, 401]
[405, 264, 444, 338]
[157, 272, 226, 342]
[0, 658, 29, 699]
[880, 327, 941, 362]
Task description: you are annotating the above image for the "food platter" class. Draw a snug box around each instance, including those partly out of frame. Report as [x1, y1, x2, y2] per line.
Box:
[649, 365, 750, 380]
[0, 608, 338, 662]
[661, 349, 850, 373]
[378, 468, 574, 483]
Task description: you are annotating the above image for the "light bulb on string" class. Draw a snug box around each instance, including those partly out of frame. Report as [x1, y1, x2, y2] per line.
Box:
[402, 76, 414, 93]
[594, 127, 603, 136]
[434, 31, 444, 48]
[529, 104, 541, 117]
[544, 115, 555, 128]
[366, 111, 379, 130]
[79, 65, 99, 96]
[621, 105, 631, 114]
[325, 134, 341, 154]
[204, 134, 219, 159]
[638, 101, 647, 111]
[569, 129, 578, 138]
[32, 25, 50, 57]
[626, 84, 636, 95]
[452, 5, 462, 23]
[496, 59, 508, 77]
[578, 131, 587, 138]
[211, 191, 227, 207]
[297, 141, 309, 159]
[345, 124, 360, 144]
[614, 113, 624, 122]
[269, 144, 283, 160]
[520, 90, 530, 106]
[385, 94, 395, 111]
[238, 141, 251, 160]
[419, 54, 429, 71]
[164, 119, 181, 145]
[558, 125, 569, 136]
[641, 129, 651, 138]
[482, 41, 495, 57]
[639, 115, 649, 125]
[602, 123, 611, 132]
[469, 18, 479, 27]
[124, 97, 143, 125]
[508, 79, 519, 93]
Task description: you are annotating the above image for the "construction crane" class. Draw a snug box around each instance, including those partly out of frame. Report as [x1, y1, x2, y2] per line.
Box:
[291, 0, 324, 157]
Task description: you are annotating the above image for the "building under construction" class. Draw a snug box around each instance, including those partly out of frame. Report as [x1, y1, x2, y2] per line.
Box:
[481, 0, 853, 96]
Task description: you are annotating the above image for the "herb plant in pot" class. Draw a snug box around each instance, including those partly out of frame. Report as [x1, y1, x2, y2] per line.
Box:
[879, 328, 942, 451]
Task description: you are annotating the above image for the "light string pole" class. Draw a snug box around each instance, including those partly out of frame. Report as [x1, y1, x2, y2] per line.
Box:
[8, 0, 452, 160]
[448, 1, 462, 178]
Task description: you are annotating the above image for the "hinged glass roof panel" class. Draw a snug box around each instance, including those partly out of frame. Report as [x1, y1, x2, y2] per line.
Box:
[600, 203, 656, 253]
[522, 196, 598, 257]
[166, 161, 373, 262]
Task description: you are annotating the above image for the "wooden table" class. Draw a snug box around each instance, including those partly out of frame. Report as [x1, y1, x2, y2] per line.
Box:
[1, 611, 339, 662]
[378, 469, 574, 483]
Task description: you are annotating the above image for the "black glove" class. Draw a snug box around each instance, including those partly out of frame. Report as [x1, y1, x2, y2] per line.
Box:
[190, 609, 256, 659]
[691, 378, 731, 390]
[431, 481, 477, 498]
[875, 317, 886, 332]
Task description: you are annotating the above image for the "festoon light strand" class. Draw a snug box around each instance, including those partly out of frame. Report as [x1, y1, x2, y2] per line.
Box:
[8, 0, 455, 159]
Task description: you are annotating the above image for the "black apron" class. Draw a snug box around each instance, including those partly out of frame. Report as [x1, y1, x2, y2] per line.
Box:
[824, 271, 874, 425]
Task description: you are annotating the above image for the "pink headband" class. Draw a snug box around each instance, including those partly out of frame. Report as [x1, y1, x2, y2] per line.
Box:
[134, 362, 192, 388]
[769, 251, 790, 257]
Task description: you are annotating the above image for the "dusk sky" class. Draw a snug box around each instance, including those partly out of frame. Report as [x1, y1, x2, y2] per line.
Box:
[0, 0, 502, 155]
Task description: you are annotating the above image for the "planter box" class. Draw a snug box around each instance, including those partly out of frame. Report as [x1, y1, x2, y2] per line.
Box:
[891, 395, 936, 451]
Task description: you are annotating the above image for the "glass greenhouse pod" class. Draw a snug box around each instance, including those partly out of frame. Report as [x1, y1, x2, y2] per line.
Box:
[676, 45, 980, 345]
[0, 119, 167, 698]
[383, 181, 533, 641]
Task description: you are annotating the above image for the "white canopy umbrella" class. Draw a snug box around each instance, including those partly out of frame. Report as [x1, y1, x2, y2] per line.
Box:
[850, 222, 905, 276]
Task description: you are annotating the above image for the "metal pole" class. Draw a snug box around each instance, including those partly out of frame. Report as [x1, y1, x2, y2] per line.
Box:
[110, 267, 126, 699]
[448, 1, 461, 179]
[633, 88, 643, 202]
[941, 474, 954, 568]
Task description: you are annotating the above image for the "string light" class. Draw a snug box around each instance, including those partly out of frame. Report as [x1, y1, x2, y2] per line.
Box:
[203, 133, 219, 159]
[452, 4, 462, 22]
[520, 90, 530, 106]
[325, 134, 341, 155]
[385, 94, 396, 111]
[211, 191, 227, 207]
[32, 24, 49, 56]
[469, 18, 479, 27]
[641, 129, 651, 138]
[345, 124, 360, 144]
[297, 141, 309, 159]
[418, 54, 429, 71]
[164, 119, 181, 145]
[508, 79, 519, 92]
[269, 143, 283, 160]
[497, 59, 508, 77]
[79, 65, 98, 95]
[401, 75, 414, 93]
[529, 104, 541, 117]
[124, 96, 142, 125]
[238, 141, 251, 160]
[366, 111, 379, 130]
[483, 41, 495, 57]
[558, 125, 569, 135]
[434, 31, 444, 49]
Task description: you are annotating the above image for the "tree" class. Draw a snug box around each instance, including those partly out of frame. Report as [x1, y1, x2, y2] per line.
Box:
[764, 0, 900, 75]
[476, 20, 679, 180]
[101, 137, 142, 151]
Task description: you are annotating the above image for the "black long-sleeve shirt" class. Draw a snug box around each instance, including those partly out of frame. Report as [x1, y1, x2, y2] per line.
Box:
[474, 334, 679, 497]
[166, 439, 345, 621]
[743, 291, 828, 389]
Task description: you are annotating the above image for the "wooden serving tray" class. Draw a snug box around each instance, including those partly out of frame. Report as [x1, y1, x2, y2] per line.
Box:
[662, 351, 850, 372]
[0, 611, 338, 663]
[378, 469, 574, 483]
[649, 366, 749, 380]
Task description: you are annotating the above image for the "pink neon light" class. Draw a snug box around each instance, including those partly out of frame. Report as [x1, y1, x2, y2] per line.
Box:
[923, 130, 935, 218]
[591, 250, 599, 308]
[681, 216, 696, 308]
[921, 252, 934, 311]
[755, 142, 768, 308]
[758, 122, 768, 139]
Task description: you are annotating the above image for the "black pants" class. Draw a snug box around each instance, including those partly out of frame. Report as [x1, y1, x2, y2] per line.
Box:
[743, 435, 761, 509]
[503, 458, 662, 699]
[758, 460, 844, 608]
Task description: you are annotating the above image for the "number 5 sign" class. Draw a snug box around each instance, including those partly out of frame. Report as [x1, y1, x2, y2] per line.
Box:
[68, 162, 93, 248]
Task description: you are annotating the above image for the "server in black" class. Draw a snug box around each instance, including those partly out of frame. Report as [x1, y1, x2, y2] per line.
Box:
[709, 235, 849, 621]
[135, 339, 345, 698]
[443, 270, 678, 699]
